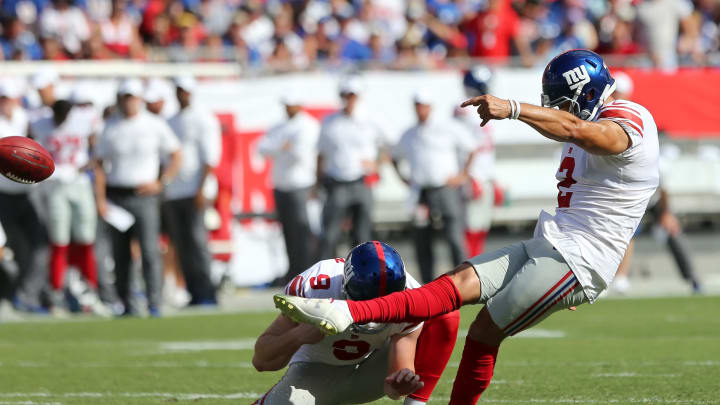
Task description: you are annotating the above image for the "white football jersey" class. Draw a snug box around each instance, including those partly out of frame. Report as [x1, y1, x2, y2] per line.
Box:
[286, 258, 422, 366]
[32, 107, 100, 182]
[534, 100, 659, 302]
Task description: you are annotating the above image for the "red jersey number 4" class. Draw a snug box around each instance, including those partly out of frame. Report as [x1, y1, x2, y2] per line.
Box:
[557, 156, 577, 208]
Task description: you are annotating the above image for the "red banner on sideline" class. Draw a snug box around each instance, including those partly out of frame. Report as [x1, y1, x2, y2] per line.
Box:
[621, 69, 720, 138]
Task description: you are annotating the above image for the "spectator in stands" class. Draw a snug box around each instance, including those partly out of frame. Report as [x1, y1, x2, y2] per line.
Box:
[258, 93, 319, 285]
[637, 0, 694, 70]
[164, 76, 219, 306]
[460, 0, 533, 66]
[99, 0, 144, 59]
[316, 77, 386, 259]
[94, 78, 182, 316]
[39, 0, 90, 59]
[392, 90, 475, 283]
[0, 14, 43, 60]
[0, 79, 49, 313]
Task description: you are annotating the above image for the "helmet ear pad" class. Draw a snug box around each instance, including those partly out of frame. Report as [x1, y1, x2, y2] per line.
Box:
[343, 241, 407, 301]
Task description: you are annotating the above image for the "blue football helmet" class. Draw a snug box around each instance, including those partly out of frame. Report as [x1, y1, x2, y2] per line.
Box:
[342, 241, 406, 301]
[463, 65, 492, 97]
[541, 49, 616, 121]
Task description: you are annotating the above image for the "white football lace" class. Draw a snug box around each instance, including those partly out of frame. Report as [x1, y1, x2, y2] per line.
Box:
[4, 172, 36, 184]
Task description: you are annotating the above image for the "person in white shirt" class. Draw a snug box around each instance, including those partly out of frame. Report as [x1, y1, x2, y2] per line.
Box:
[164, 76, 220, 306]
[32, 99, 101, 313]
[0, 78, 49, 313]
[316, 77, 386, 259]
[94, 78, 182, 317]
[258, 93, 319, 285]
[39, 0, 90, 58]
[274, 50, 660, 403]
[392, 91, 476, 283]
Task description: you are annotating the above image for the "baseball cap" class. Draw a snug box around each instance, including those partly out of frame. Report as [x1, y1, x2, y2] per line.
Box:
[0, 79, 23, 99]
[339, 76, 363, 95]
[31, 69, 58, 90]
[144, 80, 166, 103]
[71, 83, 94, 104]
[613, 71, 633, 97]
[412, 89, 433, 105]
[173, 75, 196, 92]
[280, 91, 304, 106]
[117, 78, 144, 97]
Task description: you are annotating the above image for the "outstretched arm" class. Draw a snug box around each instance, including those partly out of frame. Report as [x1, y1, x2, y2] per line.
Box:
[385, 328, 424, 400]
[252, 314, 324, 372]
[461, 95, 631, 155]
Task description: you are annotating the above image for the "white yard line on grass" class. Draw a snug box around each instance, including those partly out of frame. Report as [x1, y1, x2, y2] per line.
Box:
[429, 398, 715, 404]
[0, 393, 260, 400]
[156, 339, 257, 352]
[0, 402, 62, 405]
[593, 372, 681, 377]
[457, 329, 567, 339]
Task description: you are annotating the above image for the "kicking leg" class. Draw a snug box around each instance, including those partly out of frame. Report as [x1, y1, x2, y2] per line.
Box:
[274, 241, 528, 334]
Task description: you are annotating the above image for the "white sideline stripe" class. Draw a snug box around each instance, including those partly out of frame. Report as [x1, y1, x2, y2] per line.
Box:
[0, 402, 62, 405]
[593, 372, 681, 377]
[0, 393, 259, 400]
[429, 397, 712, 404]
[156, 339, 256, 352]
[0, 361, 254, 369]
[446, 360, 718, 368]
[457, 328, 566, 339]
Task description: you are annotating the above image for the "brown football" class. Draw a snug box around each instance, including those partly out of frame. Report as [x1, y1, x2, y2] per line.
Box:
[0, 136, 55, 184]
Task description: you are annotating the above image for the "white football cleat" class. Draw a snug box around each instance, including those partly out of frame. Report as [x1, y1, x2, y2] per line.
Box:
[273, 294, 354, 335]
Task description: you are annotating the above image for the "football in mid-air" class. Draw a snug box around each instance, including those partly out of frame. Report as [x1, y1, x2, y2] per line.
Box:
[0, 136, 54, 184]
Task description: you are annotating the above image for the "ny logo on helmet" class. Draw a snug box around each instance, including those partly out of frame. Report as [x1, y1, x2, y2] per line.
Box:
[562, 65, 590, 91]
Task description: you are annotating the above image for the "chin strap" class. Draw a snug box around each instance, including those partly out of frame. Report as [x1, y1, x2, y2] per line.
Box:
[584, 81, 617, 121]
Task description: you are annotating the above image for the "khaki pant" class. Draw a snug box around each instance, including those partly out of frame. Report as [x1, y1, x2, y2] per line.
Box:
[468, 237, 588, 336]
[256, 345, 389, 405]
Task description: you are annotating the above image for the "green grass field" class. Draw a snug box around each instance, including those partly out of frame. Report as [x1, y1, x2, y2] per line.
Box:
[1, 296, 719, 404]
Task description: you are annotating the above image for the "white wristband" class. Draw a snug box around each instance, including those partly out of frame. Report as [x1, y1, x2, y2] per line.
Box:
[509, 99, 521, 120]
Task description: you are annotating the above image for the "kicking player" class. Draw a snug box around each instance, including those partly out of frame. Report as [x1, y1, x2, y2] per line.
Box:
[253, 241, 457, 404]
[273, 49, 660, 404]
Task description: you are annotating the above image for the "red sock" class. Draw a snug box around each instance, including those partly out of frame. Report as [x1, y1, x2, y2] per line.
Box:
[465, 230, 488, 258]
[348, 275, 463, 324]
[449, 337, 499, 405]
[76, 244, 98, 289]
[50, 244, 69, 290]
[409, 310, 460, 402]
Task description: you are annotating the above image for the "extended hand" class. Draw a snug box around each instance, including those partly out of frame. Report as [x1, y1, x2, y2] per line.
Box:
[461, 95, 512, 127]
[384, 368, 424, 400]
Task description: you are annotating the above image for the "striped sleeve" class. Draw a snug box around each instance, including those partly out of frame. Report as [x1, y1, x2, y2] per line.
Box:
[284, 275, 306, 297]
[597, 102, 645, 146]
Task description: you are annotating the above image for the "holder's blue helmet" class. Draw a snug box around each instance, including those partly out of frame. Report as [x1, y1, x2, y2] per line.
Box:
[541, 49, 616, 121]
[342, 241, 406, 301]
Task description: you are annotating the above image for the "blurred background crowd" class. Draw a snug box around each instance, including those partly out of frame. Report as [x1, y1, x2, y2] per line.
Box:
[1, 0, 719, 70]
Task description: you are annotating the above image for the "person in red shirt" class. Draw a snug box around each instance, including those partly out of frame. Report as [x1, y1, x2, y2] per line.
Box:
[461, 0, 533, 65]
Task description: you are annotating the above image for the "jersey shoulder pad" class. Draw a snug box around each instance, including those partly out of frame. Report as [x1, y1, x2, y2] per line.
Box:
[597, 100, 646, 138]
[284, 259, 346, 299]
